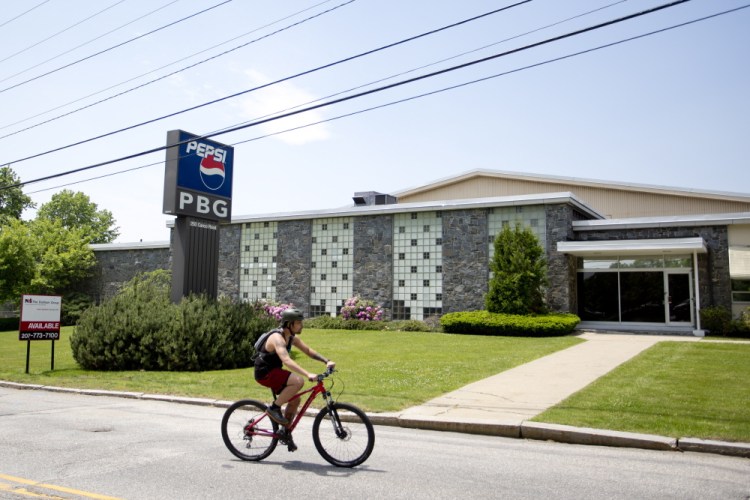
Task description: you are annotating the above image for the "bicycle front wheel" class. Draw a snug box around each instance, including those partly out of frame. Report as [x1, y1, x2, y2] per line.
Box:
[221, 399, 278, 461]
[312, 402, 375, 468]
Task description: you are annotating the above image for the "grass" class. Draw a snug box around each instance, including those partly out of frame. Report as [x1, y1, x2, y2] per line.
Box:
[0, 327, 581, 412]
[3, 328, 749, 442]
[533, 341, 750, 442]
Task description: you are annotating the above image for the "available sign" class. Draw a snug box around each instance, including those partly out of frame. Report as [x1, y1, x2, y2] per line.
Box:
[19, 295, 61, 341]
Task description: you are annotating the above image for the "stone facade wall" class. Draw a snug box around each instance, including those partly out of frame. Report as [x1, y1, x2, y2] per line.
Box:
[85, 246, 172, 302]
[545, 205, 580, 313]
[218, 224, 241, 301]
[353, 215, 394, 315]
[275, 219, 312, 311]
[442, 209, 488, 313]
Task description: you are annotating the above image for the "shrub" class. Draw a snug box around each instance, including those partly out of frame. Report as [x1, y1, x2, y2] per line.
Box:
[441, 310, 579, 337]
[0, 316, 18, 331]
[61, 291, 93, 326]
[70, 272, 276, 371]
[259, 300, 296, 321]
[486, 224, 548, 315]
[700, 306, 733, 336]
[340, 297, 384, 321]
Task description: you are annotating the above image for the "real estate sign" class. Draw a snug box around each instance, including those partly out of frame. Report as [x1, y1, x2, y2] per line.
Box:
[19, 295, 61, 341]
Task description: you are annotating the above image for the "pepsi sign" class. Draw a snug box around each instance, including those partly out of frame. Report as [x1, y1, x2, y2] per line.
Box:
[163, 130, 234, 221]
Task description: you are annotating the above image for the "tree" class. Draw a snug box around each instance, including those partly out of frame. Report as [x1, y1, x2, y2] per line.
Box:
[0, 165, 35, 223]
[485, 223, 548, 315]
[36, 189, 119, 243]
[0, 219, 37, 302]
[29, 218, 97, 294]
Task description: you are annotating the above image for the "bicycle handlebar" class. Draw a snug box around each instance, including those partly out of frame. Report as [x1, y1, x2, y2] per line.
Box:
[316, 366, 335, 382]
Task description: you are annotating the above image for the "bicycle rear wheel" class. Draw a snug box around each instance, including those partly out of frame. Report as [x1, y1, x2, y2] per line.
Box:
[312, 402, 375, 468]
[221, 399, 278, 461]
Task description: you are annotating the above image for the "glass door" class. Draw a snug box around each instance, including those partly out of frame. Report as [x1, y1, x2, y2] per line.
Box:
[666, 272, 693, 324]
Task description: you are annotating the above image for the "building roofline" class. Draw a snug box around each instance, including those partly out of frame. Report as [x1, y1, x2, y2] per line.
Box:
[393, 168, 750, 202]
[572, 212, 750, 231]
[90, 241, 170, 251]
[230, 192, 604, 224]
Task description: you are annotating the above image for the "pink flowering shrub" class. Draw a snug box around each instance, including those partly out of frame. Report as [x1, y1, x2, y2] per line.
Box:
[340, 296, 384, 321]
[260, 301, 295, 321]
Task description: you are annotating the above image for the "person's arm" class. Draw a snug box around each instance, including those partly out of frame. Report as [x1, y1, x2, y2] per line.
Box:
[270, 335, 316, 381]
[293, 337, 336, 371]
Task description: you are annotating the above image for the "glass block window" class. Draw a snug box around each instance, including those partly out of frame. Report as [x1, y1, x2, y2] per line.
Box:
[240, 221, 278, 302]
[488, 205, 547, 278]
[311, 217, 353, 317]
[393, 211, 443, 320]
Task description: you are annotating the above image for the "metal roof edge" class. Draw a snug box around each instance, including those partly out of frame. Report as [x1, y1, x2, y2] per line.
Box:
[90, 241, 170, 251]
[231, 192, 603, 224]
[572, 212, 750, 231]
[392, 168, 750, 202]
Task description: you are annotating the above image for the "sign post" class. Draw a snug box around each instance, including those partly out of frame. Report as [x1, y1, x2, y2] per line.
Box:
[19, 295, 62, 373]
[163, 130, 234, 303]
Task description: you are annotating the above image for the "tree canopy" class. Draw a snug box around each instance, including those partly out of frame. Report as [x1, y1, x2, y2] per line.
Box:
[36, 189, 119, 244]
[0, 166, 34, 223]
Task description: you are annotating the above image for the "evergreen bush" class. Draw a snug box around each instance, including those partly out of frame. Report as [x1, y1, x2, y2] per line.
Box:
[70, 272, 275, 371]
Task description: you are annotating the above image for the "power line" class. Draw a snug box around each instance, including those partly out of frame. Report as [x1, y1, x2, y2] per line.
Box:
[0, 0, 127, 65]
[0, 0, 337, 133]
[0, 1, 180, 75]
[4, 0, 705, 192]
[0, 0, 52, 30]
[1, 0, 533, 166]
[22, 3, 748, 196]
[0, 0, 357, 141]
[26, 4, 750, 194]
[0, 0, 233, 93]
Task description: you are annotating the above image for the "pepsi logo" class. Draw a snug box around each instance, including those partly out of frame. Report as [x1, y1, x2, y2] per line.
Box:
[185, 141, 228, 191]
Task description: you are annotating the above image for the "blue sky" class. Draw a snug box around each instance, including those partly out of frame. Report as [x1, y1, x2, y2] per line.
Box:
[1, 0, 748, 242]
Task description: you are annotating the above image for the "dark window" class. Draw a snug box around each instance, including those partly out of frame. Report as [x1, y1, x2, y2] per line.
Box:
[392, 300, 411, 320]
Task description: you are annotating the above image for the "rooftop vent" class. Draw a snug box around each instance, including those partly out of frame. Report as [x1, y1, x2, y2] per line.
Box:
[353, 191, 397, 206]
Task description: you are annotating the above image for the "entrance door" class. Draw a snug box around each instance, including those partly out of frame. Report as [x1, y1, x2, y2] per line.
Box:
[666, 272, 692, 324]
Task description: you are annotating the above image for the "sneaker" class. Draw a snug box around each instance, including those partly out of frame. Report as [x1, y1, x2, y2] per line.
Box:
[266, 406, 289, 426]
[277, 428, 297, 452]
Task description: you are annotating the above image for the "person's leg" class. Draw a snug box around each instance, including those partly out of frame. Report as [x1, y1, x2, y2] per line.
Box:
[275, 373, 303, 422]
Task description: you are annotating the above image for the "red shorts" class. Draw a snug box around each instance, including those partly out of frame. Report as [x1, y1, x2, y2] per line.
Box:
[256, 368, 291, 394]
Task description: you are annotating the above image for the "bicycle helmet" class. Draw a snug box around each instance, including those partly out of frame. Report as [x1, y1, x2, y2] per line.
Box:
[281, 308, 304, 323]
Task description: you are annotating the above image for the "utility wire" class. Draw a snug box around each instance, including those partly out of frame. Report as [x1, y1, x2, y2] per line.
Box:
[0, 0, 233, 92]
[0, 0, 127, 65]
[208, 0, 629, 137]
[24, 3, 747, 196]
[0, 1, 179, 75]
[0, 0, 336, 133]
[1, 0, 532, 167]
[0, 0, 356, 140]
[3, 0, 705, 192]
[0, 0, 52, 30]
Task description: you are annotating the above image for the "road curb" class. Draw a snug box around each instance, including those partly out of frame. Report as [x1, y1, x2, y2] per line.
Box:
[3, 380, 749, 458]
[520, 421, 677, 451]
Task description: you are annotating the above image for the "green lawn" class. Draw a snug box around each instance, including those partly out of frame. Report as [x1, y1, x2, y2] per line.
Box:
[533, 341, 750, 442]
[0, 327, 581, 412]
[3, 328, 749, 442]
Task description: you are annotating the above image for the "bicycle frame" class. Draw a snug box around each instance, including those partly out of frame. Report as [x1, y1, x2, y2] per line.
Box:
[249, 378, 330, 439]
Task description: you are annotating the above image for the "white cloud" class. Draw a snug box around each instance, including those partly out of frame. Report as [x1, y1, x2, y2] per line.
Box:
[238, 69, 331, 145]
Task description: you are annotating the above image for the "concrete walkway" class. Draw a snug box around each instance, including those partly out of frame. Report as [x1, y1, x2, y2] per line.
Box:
[397, 332, 700, 424]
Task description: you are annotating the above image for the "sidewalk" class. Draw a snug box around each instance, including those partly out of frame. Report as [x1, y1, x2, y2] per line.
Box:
[368, 331, 750, 458]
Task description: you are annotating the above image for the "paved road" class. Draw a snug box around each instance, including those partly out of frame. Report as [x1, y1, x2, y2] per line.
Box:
[1, 388, 748, 499]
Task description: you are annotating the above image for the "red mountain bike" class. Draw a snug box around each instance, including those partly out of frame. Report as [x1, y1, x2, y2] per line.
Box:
[221, 368, 375, 468]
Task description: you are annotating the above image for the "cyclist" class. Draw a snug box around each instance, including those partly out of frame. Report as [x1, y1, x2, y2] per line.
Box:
[254, 307, 335, 451]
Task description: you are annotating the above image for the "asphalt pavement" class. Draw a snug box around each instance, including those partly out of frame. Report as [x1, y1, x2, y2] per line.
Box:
[2, 331, 749, 459]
